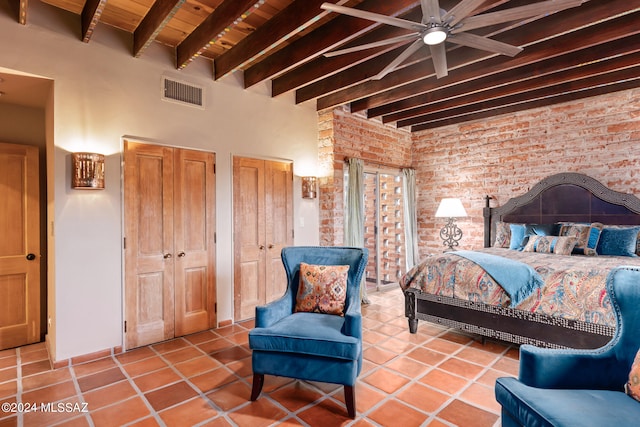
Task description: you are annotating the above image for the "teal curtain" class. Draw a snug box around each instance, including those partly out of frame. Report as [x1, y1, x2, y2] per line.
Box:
[345, 158, 369, 303]
[402, 168, 419, 270]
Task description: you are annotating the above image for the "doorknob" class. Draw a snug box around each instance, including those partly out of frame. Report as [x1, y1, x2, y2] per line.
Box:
[259, 245, 265, 250]
[26, 253, 36, 261]
[268, 244, 274, 249]
[163, 253, 172, 259]
[177, 251, 186, 258]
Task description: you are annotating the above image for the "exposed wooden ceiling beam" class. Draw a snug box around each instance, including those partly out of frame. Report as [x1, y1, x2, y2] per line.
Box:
[300, 45, 429, 102]
[271, 13, 421, 97]
[176, 0, 257, 70]
[134, 0, 185, 58]
[378, 35, 640, 123]
[214, 0, 329, 80]
[397, 52, 640, 128]
[12, 0, 640, 133]
[286, 0, 535, 101]
[411, 77, 640, 132]
[242, 0, 418, 88]
[271, 7, 425, 96]
[81, 0, 107, 43]
[315, 0, 635, 112]
[8, 0, 28, 25]
[359, 7, 640, 114]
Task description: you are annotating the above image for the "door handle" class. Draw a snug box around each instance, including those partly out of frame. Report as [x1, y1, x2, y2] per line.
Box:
[259, 245, 265, 250]
[268, 244, 274, 249]
[163, 253, 172, 259]
[26, 253, 36, 261]
[177, 251, 186, 258]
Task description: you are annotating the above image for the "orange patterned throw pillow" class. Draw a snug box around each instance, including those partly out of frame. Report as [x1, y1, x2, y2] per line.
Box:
[295, 262, 350, 316]
[626, 348, 640, 401]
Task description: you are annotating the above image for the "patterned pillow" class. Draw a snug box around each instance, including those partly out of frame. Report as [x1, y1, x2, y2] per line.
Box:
[295, 263, 350, 316]
[559, 222, 603, 256]
[494, 221, 511, 248]
[625, 347, 640, 401]
[523, 236, 578, 255]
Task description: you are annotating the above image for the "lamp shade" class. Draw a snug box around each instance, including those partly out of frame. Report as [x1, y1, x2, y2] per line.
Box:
[435, 198, 467, 218]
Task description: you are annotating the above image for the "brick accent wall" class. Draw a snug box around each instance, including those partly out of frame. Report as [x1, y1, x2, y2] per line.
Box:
[319, 88, 640, 265]
[317, 107, 412, 248]
[412, 88, 640, 258]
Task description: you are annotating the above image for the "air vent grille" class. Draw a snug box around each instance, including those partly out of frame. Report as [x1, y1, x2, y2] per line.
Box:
[162, 77, 204, 108]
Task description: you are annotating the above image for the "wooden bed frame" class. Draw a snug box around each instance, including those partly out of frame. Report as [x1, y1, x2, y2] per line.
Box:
[404, 172, 640, 349]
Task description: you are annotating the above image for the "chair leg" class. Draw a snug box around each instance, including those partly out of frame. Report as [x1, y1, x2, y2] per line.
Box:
[344, 385, 356, 418]
[250, 374, 264, 401]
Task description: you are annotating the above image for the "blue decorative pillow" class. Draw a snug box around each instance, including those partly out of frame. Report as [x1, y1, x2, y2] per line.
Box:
[597, 227, 640, 257]
[509, 224, 526, 250]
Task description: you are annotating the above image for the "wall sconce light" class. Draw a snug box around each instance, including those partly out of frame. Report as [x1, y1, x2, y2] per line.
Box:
[435, 198, 467, 251]
[72, 152, 105, 189]
[301, 176, 317, 199]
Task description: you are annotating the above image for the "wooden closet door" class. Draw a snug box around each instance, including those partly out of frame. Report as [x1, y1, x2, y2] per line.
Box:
[233, 157, 266, 321]
[233, 157, 293, 321]
[124, 141, 175, 348]
[0, 142, 40, 350]
[174, 148, 216, 336]
[264, 161, 293, 303]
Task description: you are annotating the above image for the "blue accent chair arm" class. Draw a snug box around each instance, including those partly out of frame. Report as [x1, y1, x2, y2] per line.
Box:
[255, 290, 294, 328]
[518, 344, 624, 390]
[343, 306, 362, 339]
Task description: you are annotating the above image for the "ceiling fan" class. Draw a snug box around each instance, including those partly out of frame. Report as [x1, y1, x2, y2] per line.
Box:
[321, 0, 584, 79]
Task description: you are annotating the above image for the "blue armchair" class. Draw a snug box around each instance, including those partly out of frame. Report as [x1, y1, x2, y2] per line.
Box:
[495, 266, 640, 427]
[248, 246, 368, 418]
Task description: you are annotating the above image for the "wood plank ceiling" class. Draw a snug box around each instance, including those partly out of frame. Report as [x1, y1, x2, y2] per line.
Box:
[7, 0, 640, 132]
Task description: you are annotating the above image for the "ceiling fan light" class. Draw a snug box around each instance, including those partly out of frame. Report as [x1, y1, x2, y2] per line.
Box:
[423, 27, 447, 45]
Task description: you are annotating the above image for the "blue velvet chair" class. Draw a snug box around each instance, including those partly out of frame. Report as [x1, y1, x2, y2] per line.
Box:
[495, 266, 640, 427]
[248, 246, 368, 418]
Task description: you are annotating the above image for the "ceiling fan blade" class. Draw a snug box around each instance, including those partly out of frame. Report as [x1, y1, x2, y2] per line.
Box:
[449, 32, 522, 56]
[324, 33, 419, 57]
[442, 0, 487, 27]
[421, 0, 442, 24]
[374, 39, 425, 80]
[452, 0, 584, 33]
[429, 43, 448, 79]
[321, 3, 426, 32]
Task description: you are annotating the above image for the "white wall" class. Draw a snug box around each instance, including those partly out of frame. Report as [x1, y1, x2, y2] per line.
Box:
[0, 2, 320, 361]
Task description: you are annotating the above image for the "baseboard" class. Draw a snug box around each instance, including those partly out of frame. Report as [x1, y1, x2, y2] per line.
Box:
[51, 345, 124, 370]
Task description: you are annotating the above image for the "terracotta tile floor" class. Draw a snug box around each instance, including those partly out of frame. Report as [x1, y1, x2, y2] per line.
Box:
[0, 287, 519, 427]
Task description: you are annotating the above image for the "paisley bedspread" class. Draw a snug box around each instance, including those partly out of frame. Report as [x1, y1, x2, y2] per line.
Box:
[400, 248, 640, 328]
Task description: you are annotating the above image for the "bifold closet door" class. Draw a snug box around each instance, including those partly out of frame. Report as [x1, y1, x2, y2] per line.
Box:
[124, 141, 216, 349]
[264, 161, 293, 304]
[233, 157, 292, 321]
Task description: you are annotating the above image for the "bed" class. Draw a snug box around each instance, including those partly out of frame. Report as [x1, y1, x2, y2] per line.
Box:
[401, 172, 640, 349]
